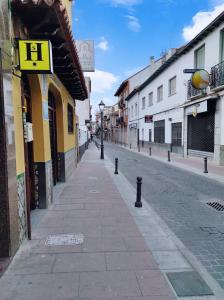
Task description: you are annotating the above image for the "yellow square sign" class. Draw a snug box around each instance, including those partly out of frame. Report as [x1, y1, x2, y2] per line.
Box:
[18, 40, 53, 74]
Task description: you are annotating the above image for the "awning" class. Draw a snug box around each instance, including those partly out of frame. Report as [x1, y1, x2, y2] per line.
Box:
[11, 0, 87, 100]
[181, 94, 219, 108]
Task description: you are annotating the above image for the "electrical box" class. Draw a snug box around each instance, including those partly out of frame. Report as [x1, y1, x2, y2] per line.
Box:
[26, 122, 33, 142]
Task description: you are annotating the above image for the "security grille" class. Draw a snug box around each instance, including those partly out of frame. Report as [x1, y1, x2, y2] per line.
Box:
[154, 120, 165, 143]
[172, 122, 182, 146]
[187, 103, 215, 153]
[206, 202, 224, 211]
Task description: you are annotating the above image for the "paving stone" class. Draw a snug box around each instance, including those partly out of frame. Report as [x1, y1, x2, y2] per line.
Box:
[83, 237, 127, 252]
[79, 271, 141, 298]
[8, 254, 56, 275]
[152, 250, 192, 270]
[0, 273, 79, 300]
[53, 253, 106, 272]
[136, 270, 173, 296]
[106, 251, 158, 270]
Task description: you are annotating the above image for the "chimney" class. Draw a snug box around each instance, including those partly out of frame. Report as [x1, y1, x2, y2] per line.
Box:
[150, 56, 155, 65]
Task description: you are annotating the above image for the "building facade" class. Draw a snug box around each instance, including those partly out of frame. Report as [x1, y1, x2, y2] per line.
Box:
[126, 12, 224, 165]
[0, 0, 87, 258]
[76, 76, 91, 160]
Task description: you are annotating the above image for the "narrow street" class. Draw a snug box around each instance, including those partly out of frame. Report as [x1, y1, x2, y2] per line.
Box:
[104, 142, 224, 288]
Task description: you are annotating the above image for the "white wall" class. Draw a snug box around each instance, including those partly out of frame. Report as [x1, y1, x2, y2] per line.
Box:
[128, 21, 224, 155]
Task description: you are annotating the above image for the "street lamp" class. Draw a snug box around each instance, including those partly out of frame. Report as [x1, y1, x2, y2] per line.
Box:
[99, 100, 105, 159]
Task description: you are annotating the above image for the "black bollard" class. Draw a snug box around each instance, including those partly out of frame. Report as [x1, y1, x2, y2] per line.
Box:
[149, 147, 152, 156]
[130, 144, 132, 149]
[114, 158, 118, 175]
[135, 177, 142, 207]
[204, 157, 208, 173]
[168, 150, 171, 162]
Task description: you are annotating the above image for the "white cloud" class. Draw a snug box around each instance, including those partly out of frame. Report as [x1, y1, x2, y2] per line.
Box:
[85, 69, 119, 116]
[182, 3, 224, 42]
[86, 69, 118, 93]
[126, 15, 141, 32]
[96, 37, 109, 51]
[110, 0, 142, 7]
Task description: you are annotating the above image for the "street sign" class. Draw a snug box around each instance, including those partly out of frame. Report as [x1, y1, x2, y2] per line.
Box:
[183, 69, 201, 73]
[18, 40, 53, 74]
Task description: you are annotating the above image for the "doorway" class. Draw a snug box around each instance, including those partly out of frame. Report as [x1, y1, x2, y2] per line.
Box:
[21, 74, 35, 239]
[48, 91, 58, 186]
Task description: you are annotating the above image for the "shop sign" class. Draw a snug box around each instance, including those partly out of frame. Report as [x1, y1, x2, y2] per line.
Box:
[145, 115, 153, 123]
[18, 40, 53, 74]
[191, 69, 209, 90]
[76, 40, 95, 72]
[129, 123, 137, 129]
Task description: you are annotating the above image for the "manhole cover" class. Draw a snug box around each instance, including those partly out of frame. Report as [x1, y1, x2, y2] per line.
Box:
[45, 233, 84, 246]
[206, 202, 224, 211]
[167, 271, 213, 297]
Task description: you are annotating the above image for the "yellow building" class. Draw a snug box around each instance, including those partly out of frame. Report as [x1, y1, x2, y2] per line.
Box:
[0, 0, 87, 258]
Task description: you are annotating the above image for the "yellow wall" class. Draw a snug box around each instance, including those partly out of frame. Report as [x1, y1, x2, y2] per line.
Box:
[13, 73, 77, 176]
[29, 75, 51, 163]
[48, 76, 76, 153]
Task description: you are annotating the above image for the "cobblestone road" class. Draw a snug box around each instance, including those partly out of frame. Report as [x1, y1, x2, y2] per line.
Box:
[105, 142, 224, 288]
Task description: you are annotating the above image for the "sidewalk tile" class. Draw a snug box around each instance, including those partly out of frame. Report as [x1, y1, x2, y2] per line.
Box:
[106, 251, 158, 270]
[135, 270, 173, 296]
[0, 273, 79, 300]
[79, 271, 141, 298]
[52, 253, 106, 272]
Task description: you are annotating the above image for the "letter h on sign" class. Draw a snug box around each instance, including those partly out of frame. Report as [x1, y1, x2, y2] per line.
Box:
[25, 43, 43, 62]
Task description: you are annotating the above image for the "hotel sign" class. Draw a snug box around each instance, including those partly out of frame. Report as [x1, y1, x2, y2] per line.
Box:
[76, 40, 95, 72]
[18, 40, 53, 74]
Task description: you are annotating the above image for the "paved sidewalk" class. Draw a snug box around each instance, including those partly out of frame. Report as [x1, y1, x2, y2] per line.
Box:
[0, 143, 175, 300]
[113, 143, 224, 184]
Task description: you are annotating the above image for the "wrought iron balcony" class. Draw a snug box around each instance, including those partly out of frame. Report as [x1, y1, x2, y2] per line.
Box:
[187, 80, 206, 100]
[210, 61, 224, 89]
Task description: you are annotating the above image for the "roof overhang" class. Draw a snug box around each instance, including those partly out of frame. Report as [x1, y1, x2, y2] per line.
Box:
[114, 80, 128, 96]
[12, 0, 87, 101]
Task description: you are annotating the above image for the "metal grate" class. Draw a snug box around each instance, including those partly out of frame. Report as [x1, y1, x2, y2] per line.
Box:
[206, 202, 224, 211]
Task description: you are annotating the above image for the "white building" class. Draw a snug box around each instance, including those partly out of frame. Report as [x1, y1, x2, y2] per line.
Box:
[126, 11, 224, 165]
[75, 77, 91, 158]
[114, 56, 164, 145]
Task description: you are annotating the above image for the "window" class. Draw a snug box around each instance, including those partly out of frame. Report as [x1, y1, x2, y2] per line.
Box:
[195, 45, 205, 69]
[135, 103, 138, 116]
[67, 103, 74, 133]
[148, 92, 153, 107]
[142, 97, 146, 110]
[157, 85, 163, 102]
[171, 122, 182, 146]
[220, 30, 224, 62]
[154, 120, 165, 143]
[169, 76, 176, 96]
[149, 129, 152, 142]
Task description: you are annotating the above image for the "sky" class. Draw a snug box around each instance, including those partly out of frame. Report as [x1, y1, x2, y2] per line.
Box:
[72, 0, 224, 115]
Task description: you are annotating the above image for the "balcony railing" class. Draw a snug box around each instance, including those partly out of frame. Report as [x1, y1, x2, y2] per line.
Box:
[187, 80, 206, 99]
[210, 61, 224, 89]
